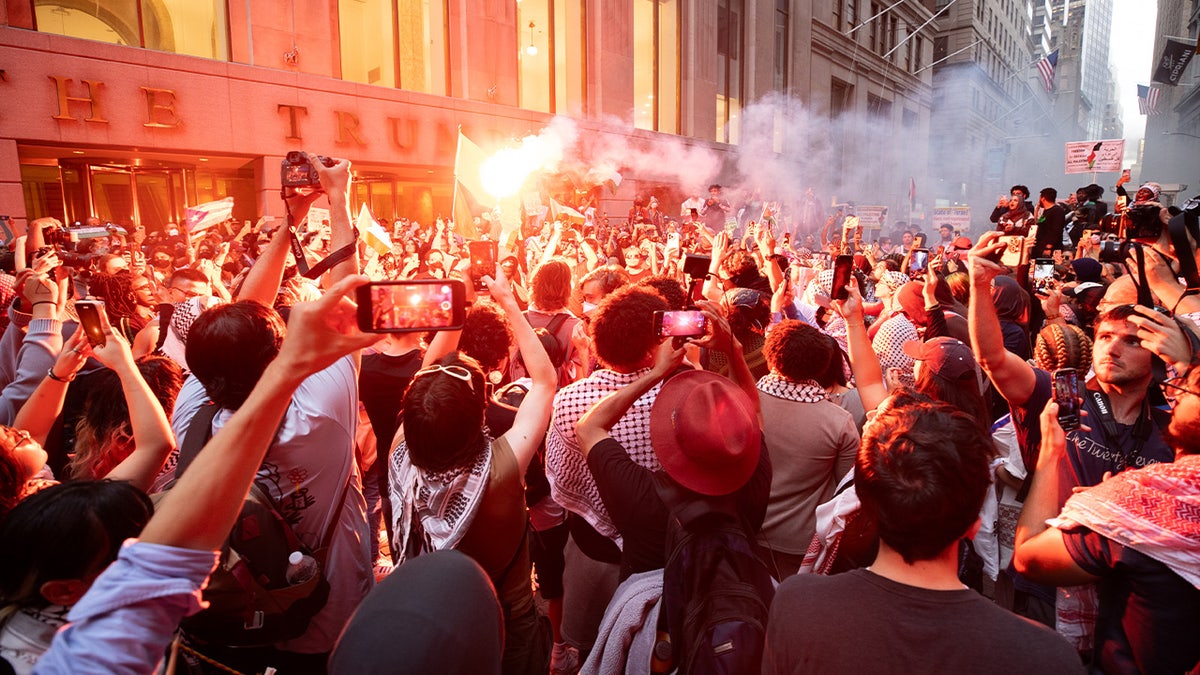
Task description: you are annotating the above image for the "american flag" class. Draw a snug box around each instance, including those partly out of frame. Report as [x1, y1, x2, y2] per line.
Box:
[1036, 49, 1058, 93]
[1137, 84, 1162, 116]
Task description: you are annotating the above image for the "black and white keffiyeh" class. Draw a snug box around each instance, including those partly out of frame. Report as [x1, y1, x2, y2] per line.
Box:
[391, 436, 492, 565]
[545, 369, 663, 544]
[756, 373, 828, 403]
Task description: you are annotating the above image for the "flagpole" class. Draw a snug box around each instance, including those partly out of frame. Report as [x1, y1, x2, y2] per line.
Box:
[451, 127, 462, 233]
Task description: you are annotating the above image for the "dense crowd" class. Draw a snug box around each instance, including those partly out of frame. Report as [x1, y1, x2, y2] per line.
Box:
[0, 157, 1197, 675]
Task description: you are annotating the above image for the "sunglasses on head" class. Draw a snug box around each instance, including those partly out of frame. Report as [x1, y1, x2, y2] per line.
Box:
[414, 364, 475, 392]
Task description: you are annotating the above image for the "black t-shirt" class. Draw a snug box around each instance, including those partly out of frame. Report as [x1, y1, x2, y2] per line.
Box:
[1063, 528, 1200, 674]
[1011, 369, 1173, 490]
[358, 349, 423, 452]
[763, 569, 1084, 674]
[586, 436, 772, 580]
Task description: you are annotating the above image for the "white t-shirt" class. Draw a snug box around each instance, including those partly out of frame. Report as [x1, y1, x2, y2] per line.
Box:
[170, 355, 374, 653]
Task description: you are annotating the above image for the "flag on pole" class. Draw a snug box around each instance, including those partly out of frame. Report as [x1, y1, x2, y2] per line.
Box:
[185, 197, 233, 236]
[1137, 85, 1162, 116]
[1036, 49, 1059, 92]
[453, 130, 496, 239]
[355, 203, 392, 255]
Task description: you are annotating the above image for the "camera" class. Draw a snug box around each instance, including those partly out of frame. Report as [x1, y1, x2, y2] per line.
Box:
[280, 151, 335, 190]
[1123, 203, 1165, 241]
[1098, 237, 1130, 264]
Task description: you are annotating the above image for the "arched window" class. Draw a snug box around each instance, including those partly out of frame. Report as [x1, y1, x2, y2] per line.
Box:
[34, 0, 229, 61]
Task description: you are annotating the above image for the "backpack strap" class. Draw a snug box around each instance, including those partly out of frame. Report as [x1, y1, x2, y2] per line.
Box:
[174, 402, 222, 480]
[544, 312, 571, 337]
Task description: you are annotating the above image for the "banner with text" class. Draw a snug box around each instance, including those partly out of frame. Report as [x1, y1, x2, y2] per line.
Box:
[931, 206, 972, 234]
[855, 206, 889, 231]
[1065, 139, 1125, 174]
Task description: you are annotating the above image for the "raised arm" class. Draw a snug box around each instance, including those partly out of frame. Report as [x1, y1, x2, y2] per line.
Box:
[491, 267, 556, 474]
[1012, 401, 1099, 586]
[236, 223, 292, 305]
[314, 157, 358, 287]
[831, 283, 887, 412]
[967, 232, 1038, 406]
[576, 338, 684, 454]
[13, 327, 89, 445]
[140, 275, 378, 551]
[92, 326, 177, 493]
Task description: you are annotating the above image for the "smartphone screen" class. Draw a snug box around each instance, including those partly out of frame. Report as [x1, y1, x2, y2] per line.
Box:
[75, 300, 107, 347]
[1033, 258, 1054, 280]
[831, 254, 854, 301]
[654, 310, 708, 338]
[909, 249, 930, 274]
[1052, 369, 1081, 431]
[356, 280, 466, 333]
[468, 241, 497, 292]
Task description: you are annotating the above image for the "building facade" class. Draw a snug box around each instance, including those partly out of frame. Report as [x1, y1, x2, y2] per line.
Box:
[1, 0, 936, 238]
[1140, 0, 1200, 195]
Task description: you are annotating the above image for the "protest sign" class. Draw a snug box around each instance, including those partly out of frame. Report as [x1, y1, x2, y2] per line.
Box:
[1065, 140, 1124, 174]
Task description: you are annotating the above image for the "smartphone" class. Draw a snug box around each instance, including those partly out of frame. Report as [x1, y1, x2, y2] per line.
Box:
[1033, 258, 1054, 280]
[997, 235, 1026, 267]
[467, 240, 498, 292]
[831, 254, 854, 301]
[653, 310, 708, 338]
[1052, 368, 1081, 431]
[908, 248, 930, 274]
[75, 299, 108, 347]
[912, 233, 927, 249]
[683, 254, 711, 279]
[356, 280, 467, 333]
[667, 232, 681, 249]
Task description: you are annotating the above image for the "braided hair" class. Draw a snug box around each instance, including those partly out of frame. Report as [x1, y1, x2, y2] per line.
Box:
[87, 270, 140, 324]
[1034, 323, 1093, 376]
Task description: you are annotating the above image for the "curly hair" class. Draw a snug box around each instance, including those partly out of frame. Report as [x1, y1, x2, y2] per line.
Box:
[637, 275, 687, 311]
[87, 270, 142, 323]
[589, 286, 668, 371]
[402, 353, 487, 473]
[1034, 323, 1093, 376]
[459, 302, 513, 373]
[531, 259, 573, 311]
[70, 356, 185, 481]
[857, 391, 992, 564]
[763, 320, 833, 383]
[719, 249, 759, 285]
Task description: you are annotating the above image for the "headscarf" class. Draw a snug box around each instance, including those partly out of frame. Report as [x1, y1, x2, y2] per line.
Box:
[1136, 182, 1162, 202]
[991, 276, 1029, 325]
[872, 315, 918, 388]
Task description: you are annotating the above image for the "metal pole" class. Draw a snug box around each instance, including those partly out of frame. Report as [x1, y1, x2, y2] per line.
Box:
[884, 0, 957, 60]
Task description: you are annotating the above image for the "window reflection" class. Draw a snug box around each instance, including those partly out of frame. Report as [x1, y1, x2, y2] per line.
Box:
[34, 0, 228, 60]
[340, 0, 395, 86]
[633, 0, 679, 133]
[519, 0, 585, 115]
[717, 0, 742, 144]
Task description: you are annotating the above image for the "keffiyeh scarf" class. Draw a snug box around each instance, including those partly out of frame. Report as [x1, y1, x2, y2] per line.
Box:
[757, 374, 828, 403]
[1051, 454, 1200, 588]
[391, 436, 493, 566]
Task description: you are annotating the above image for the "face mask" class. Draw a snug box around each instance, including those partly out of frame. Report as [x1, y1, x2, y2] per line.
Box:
[167, 229, 179, 237]
[582, 301, 598, 314]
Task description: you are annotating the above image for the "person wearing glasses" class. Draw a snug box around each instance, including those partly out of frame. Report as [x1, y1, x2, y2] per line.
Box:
[1014, 366, 1200, 674]
[389, 266, 557, 675]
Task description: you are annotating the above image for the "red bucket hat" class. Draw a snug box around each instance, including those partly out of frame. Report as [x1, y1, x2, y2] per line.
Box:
[650, 370, 761, 496]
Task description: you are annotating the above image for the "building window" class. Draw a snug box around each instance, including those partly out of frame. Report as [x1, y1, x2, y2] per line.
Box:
[397, 0, 449, 95]
[773, 0, 789, 92]
[869, 3, 880, 52]
[830, 78, 852, 118]
[867, 93, 891, 119]
[913, 35, 923, 71]
[34, 0, 229, 60]
[833, 0, 843, 30]
[339, 0, 394, 86]
[716, 0, 743, 144]
[520, 0, 586, 115]
[634, 0, 680, 132]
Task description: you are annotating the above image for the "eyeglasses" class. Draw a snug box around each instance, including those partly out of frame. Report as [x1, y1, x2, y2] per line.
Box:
[414, 365, 475, 393]
[1162, 376, 1200, 399]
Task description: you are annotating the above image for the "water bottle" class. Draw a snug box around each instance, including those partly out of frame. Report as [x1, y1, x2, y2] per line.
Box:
[285, 551, 318, 585]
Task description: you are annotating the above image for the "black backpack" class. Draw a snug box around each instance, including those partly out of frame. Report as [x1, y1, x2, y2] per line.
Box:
[168, 403, 348, 647]
[653, 476, 775, 675]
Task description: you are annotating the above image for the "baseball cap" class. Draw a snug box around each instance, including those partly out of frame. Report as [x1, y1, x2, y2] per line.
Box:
[1070, 257, 1103, 284]
[902, 337, 978, 381]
